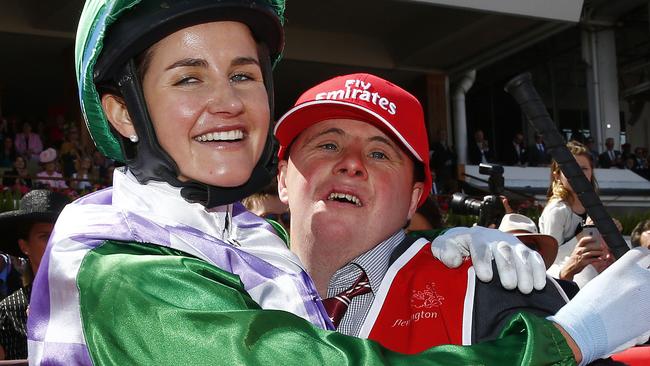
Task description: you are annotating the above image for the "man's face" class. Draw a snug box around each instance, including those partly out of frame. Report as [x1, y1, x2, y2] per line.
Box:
[19, 221, 54, 274]
[278, 119, 423, 251]
[605, 138, 614, 150]
[514, 134, 524, 144]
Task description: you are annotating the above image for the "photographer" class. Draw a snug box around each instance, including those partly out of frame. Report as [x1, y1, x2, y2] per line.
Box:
[450, 163, 507, 228]
[539, 141, 615, 286]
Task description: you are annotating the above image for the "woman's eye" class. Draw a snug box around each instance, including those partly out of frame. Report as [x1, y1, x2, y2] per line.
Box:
[174, 77, 199, 86]
[369, 151, 388, 160]
[231, 73, 253, 83]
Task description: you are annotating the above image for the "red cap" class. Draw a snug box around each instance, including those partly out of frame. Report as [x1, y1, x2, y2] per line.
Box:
[274, 73, 431, 206]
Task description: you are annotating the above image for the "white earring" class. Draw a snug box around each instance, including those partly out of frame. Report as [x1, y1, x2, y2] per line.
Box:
[129, 134, 139, 143]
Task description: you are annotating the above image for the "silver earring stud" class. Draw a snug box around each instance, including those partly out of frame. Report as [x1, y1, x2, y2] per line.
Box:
[129, 134, 139, 143]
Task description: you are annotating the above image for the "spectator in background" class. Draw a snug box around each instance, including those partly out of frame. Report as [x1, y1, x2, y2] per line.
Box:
[91, 149, 112, 182]
[2, 156, 31, 191]
[632, 146, 649, 179]
[503, 132, 527, 166]
[71, 156, 94, 191]
[242, 178, 290, 238]
[14, 122, 43, 165]
[598, 137, 622, 169]
[47, 115, 66, 149]
[35, 148, 67, 190]
[621, 142, 633, 162]
[0, 190, 69, 360]
[584, 137, 599, 167]
[0, 254, 23, 302]
[0, 137, 16, 169]
[539, 141, 614, 287]
[429, 130, 456, 192]
[631, 220, 650, 249]
[468, 129, 492, 164]
[528, 133, 550, 167]
[59, 127, 83, 178]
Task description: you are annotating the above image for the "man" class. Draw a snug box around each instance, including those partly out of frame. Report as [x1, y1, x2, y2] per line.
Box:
[503, 132, 527, 166]
[468, 129, 492, 164]
[598, 137, 622, 169]
[0, 190, 69, 360]
[275, 73, 650, 362]
[528, 133, 550, 167]
[429, 130, 456, 193]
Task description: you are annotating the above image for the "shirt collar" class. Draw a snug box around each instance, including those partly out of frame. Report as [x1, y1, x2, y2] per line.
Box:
[112, 168, 231, 240]
[328, 230, 405, 296]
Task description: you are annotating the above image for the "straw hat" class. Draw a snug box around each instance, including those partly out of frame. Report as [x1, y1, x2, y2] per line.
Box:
[0, 190, 69, 257]
[498, 213, 558, 269]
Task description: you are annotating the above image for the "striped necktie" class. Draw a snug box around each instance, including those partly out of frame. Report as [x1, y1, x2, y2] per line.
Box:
[322, 271, 371, 328]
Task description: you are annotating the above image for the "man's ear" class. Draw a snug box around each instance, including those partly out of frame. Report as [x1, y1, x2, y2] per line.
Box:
[18, 238, 29, 256]
[101, 94, 136, 138]
[406, 182, 424, 220]
[277, 159, 289, 204]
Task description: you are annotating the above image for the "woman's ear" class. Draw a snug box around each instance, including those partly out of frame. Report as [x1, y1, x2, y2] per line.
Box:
[101, 94, 136, 139]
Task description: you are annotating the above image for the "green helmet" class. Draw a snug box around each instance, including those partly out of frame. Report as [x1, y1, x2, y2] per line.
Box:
[75, 0, 285, 207]
[76, 0, 285, 161]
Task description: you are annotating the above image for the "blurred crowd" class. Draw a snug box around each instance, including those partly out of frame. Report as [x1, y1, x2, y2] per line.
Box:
[0, 114, 120, 199]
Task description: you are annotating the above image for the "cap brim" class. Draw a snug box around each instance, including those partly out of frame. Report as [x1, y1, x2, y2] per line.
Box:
[0, 212, 58, 258]
[274, 100, 423, 162]
[514, 233, 558, 269]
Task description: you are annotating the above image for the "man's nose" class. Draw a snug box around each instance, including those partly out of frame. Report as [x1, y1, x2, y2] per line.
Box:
[334, 149, 368, 178]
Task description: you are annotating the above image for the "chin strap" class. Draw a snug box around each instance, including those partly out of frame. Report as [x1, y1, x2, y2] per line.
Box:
[114, 44, 277, 208]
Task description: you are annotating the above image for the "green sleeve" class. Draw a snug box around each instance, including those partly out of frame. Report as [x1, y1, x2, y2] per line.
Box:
[78, 241, 575, 366]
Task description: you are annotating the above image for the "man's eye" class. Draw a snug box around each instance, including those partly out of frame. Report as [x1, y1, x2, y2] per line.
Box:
[369, 151, 388, 160]
[318, 143, 337, 151]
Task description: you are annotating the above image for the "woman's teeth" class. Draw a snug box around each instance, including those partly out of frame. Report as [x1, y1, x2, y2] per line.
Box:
[195, 130, 244, 142]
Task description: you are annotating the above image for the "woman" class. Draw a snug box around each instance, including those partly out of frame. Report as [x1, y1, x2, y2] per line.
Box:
[2, 155, 31, 190]
[27, 1, 611, 365]
[539, 140, 614, 285]
[71, 156, 94, 191]
[0, 137, 16, 169]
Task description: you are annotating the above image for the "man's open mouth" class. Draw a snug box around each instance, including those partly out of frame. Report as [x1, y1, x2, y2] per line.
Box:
[327, 192, 362, 207]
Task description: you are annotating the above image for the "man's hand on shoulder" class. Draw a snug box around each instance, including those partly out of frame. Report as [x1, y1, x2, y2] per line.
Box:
[430, 226, 546, 294]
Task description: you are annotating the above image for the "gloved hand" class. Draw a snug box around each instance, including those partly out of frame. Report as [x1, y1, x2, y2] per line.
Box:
[548, 247, 650, 365]
[431, 226, 547, 294]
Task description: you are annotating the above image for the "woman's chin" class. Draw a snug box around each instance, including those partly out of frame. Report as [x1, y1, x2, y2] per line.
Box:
[178, 172, 251, 188]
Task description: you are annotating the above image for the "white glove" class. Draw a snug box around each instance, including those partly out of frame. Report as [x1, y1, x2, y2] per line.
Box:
[548, 247, 650, 365]
[431, 226, 546, 294]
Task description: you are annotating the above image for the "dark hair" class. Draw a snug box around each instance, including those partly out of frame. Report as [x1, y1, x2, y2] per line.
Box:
[630, 219, 650, 248]
[415, 195, 443, 229]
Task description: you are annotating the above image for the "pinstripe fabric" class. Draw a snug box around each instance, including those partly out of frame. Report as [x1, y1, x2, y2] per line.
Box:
[326, 230, 405, 337]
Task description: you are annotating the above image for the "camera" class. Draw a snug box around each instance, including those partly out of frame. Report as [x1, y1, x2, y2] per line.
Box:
[450, 163, 506, 227]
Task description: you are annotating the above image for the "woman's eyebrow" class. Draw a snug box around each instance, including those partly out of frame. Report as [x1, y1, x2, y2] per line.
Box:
[231, 56, 260, 67]
[165, 58, 208, 70]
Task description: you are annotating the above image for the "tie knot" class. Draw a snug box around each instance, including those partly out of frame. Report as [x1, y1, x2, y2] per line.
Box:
[322, 271, 371, 328]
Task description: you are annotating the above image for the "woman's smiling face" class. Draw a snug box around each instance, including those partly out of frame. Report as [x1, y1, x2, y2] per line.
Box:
[141, 21, 270, 187]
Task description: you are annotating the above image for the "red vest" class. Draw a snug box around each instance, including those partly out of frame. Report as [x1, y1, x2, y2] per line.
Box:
[358, 238, 475, 354]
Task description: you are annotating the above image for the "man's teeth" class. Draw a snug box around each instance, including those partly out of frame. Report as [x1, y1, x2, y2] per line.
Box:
[327, 192, 362, 206]
[195, 130, 244, 142]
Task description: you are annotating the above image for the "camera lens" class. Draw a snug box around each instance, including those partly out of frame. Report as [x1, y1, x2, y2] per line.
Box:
[449, 193, 483, 216]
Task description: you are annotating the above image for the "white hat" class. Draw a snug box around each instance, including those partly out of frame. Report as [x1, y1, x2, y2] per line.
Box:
[39, 148, 57, 164]
[498, 213, 558, 269]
